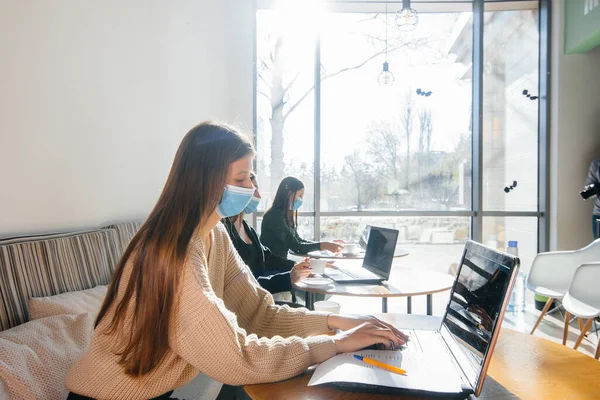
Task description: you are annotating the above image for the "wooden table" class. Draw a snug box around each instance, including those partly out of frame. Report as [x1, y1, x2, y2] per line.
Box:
[245, 314, 600, 400]
[294, 267, 454, 314]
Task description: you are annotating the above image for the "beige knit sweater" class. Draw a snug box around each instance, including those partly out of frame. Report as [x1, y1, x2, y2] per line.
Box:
[66, 222, 336, 399]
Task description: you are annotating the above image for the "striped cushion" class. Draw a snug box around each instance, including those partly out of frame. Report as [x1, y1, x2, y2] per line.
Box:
[104, 221, 143, 256]
[0, 229, 120, 331]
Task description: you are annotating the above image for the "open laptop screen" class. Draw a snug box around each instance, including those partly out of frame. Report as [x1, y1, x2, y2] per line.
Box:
[362, 226, 398, 278]
[358, 225, 371, 250]
[441, 241, 518, 393]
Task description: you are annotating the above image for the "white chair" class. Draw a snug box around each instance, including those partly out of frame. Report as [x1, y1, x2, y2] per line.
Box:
[527, 239, 600, 335]
[561, 262, 600, 359]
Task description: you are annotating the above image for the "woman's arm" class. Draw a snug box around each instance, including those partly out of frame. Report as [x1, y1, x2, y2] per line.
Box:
[222, 244, 332, 338]
[268, 212, 320, 254]
[255, 271, 293, 294]
[170, 251, 336, 386]
[263, 247, 295, 272]
[210, 223, 329, 339]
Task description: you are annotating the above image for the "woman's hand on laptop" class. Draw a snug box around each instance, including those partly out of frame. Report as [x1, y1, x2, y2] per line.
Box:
[327, 314, 409, 343]
[332, 322, 405, 353]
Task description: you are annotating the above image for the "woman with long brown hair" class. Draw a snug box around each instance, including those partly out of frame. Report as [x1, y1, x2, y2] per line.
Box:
[66, 122, 407, 400]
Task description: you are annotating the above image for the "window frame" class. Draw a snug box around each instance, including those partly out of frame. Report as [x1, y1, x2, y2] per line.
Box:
[253, 0, 550, 253]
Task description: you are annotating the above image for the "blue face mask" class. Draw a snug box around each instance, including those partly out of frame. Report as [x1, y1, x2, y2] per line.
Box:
[291, 198, 303, 211]
[243, 196, 260, 214]
[216, 185, 256, 218]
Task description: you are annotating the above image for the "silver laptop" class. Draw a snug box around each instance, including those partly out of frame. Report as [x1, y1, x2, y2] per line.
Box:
[333, 240, 520, 398]
[326, 226, 399, 284]
[357, 225, 405, 258]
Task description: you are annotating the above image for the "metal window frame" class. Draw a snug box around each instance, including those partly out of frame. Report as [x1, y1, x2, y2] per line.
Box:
[472, 0, 484, 243]
[314, 32, 322, 240]
[537, 0, 550, 253]
[253, 0, 550, 249]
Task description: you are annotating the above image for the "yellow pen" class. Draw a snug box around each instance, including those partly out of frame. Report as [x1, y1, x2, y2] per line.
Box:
[354, 354, 407, 376]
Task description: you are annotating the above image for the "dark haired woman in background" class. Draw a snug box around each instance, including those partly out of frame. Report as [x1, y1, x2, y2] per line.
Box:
[222, 172, 311, 302]
[260, 177, 344, 259]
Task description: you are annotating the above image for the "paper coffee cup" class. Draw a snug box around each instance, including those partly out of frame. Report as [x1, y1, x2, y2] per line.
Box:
[314, 300, 341, 314]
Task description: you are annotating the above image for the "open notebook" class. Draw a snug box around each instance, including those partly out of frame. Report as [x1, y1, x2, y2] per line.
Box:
[310, 350, 465, 394]
[308, 240, 520, 399]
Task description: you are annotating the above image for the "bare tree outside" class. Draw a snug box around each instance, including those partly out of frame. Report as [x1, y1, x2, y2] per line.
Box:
[400, 90, 415, 191]
[257, 13, 429, 194]
[256, 10, 474, 214]
[417, 107, 433, 195]
[342, 150, 380, 211]
[367, 120, 401, 182]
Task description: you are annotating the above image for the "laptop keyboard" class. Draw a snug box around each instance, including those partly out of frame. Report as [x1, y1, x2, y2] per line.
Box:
[338, 267, 379, 280]
[407, 330, 446, 354]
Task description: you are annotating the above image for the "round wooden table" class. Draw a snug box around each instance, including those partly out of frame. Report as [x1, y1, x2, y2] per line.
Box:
[244, 315, 600, 400]
[294, 267, 454, 314]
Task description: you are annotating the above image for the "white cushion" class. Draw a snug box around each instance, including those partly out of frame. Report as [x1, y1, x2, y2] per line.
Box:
[28, 285, 108, 320]
[0, 313, 93, 399]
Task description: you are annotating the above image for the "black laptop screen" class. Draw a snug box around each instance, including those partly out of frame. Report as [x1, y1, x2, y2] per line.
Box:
[358, 225, 371, 250]
[443, 243, 516, 373]
[362, 227, 398, 278]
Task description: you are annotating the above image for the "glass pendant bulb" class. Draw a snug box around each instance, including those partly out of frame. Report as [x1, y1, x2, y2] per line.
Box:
[378, 62, 395, 86]
[396, 0, 418, 31]
[378, 1, 394, 86]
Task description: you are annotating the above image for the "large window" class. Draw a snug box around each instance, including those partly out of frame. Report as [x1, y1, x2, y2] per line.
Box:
[255, 0, 548, 276]
[320, 11, 472, 213]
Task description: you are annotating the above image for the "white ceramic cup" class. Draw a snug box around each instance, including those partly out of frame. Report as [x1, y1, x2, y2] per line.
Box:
[310, 259, 327, 275]
[343, 243, 357, 254]
[313, 300, 341, 314]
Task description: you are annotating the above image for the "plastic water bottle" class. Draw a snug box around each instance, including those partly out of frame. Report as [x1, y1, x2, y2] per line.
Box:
[506, 241, 526, 313]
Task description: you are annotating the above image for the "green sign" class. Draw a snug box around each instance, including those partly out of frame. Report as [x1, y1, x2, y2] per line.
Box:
[565, 0, 600, 53]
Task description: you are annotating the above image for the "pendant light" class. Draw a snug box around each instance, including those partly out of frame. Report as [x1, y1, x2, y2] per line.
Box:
[396, 0, 418, 32]
[378, 1, 394, 86]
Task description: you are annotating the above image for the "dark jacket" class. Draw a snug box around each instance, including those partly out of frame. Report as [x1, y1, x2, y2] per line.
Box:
[222, 218, 295, 294]
[586, 157, 600, 214]
[260, 207, 321, 258]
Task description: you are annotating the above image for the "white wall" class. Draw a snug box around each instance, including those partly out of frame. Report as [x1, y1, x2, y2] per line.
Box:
[0, 0, 254, 238]
[3, 0, 599, 248]
[550, 0, 600, 250]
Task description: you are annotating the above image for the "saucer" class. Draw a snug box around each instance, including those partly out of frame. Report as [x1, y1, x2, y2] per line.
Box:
[300, 277, 334, 287]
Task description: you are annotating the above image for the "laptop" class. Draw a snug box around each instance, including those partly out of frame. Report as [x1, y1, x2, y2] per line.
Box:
[325, 226, 399, 284]
[358, 225, 371, 250]
[357, 225, 405, 258]
[311, 240, 520, 398]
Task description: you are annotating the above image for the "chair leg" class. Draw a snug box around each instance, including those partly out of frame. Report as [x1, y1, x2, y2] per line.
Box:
[530, 298, 555, 335]
[563, 311, 571, 346]
[595, 341, 600, 360]
[574, 318, 594, 350]
[579, 318, 584, 332]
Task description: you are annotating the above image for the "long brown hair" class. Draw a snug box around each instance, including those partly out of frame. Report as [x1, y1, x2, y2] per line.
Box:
[270, 176, 304, 229]
[96, 122, 254, 376]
